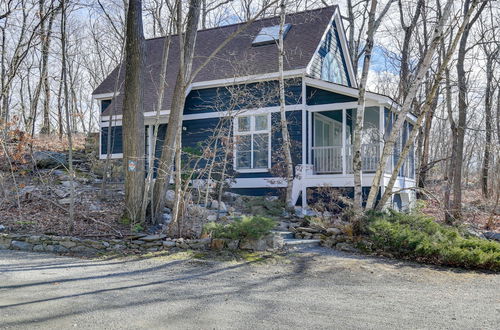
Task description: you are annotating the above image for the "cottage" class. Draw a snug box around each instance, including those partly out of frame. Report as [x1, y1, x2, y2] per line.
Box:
[93, 5, 416, 210]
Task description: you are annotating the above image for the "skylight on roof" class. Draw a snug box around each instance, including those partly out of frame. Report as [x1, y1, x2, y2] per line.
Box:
[252, 24, 291, 46]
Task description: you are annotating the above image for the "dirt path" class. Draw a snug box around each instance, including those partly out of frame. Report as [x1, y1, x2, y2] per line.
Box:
[0, 248, 498, 329]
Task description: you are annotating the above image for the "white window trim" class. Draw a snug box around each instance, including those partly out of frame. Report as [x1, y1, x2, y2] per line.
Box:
[233, 113, 272, 173]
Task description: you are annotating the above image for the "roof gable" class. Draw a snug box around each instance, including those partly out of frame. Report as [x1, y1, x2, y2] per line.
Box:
[306, 9, 357, 87]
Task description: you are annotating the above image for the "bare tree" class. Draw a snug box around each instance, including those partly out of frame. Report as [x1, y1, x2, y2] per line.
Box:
[376, 0, 484, 210]
[60, 0, 74, 230]
[39, 0, 59, 134]
[122, 0, 146, 222]
[479, 9, 499, 198]
[277, 0, 294, 207]
[352, 0, 394, 211]
[152, 0, 279, 223]
[397, 0, 424, 102]
[365, 0, 455, 210]
[451, 0, 487, 220]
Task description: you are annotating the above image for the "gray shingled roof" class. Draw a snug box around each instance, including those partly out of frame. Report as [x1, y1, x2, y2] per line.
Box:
[95, 6, 337, 116]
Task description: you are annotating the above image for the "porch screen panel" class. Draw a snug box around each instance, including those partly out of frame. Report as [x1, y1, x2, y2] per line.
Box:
[345, 107, 380, 172]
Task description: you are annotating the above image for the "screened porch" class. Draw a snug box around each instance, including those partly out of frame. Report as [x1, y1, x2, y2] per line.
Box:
[310, 106, 398, 175]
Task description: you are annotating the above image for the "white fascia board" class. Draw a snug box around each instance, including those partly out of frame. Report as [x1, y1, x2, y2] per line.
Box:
[406, 113, 417, 123]
[99, 153, 123, 160]
[307, 102, 358, 112]
[93, 92, 120, 100]
[305, 9, 336, 76]
[100, 120, 122, 127]
[334, 11, 358, 88]
[190, 69, 305, 89]
[101, 114, 122, 121]
[181, 104, 303, 121]
[385, 103, 418, 124]
[143, 110, 170, 117]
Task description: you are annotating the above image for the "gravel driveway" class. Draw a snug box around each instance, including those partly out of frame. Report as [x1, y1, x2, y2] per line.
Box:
[0, 248, 498, 329]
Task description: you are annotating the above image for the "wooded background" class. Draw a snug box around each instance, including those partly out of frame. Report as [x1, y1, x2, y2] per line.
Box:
[1, 0, 498, 225]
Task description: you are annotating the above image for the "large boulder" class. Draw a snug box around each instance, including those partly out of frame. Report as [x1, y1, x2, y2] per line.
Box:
[265, 234, 284, 250]
[239, 238, 268, 251]
[11, 240, 33, 251]
[33, 151, 68, 169]
[210, 200, 227, 212]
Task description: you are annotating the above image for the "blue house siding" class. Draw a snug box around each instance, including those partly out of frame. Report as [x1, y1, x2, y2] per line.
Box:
[271, 110, 302, 168]
[306, 86, 357, 105]
[146, 110, 303, 181]
[101, 126, 123, 154]
[184, 78, 302, 114]
[181, 117, 224, 172]
[228, 187, 282, 197]
[153, 124, 168, 158]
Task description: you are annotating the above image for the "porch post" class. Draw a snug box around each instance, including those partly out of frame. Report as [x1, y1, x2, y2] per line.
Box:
[379, 105, 385, 198]
[147, 125, 153, 168]
[308, 111, 312, 165]
[342, 108, 346, 175]
[301, 78, 307, 173]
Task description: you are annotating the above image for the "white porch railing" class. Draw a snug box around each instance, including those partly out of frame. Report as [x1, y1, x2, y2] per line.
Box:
[312, 146, 343, 174]
[313, 143, 380, 174]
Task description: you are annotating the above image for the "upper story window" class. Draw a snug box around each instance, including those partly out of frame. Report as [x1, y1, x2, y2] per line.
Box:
[234, 114, 271, 171]
[252, 24, 291, 46]
[321, 49, 346, 85]
[101, 99, 112, 113]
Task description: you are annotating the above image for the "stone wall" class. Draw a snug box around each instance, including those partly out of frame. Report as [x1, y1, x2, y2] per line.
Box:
[0, 232, 284, 256]
[0, 233, 211, 256]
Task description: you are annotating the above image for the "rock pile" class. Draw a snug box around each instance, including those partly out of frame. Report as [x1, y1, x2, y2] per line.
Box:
[210, 234, 284, 251]
[290, 224, 358, 252]
[291, 226, 326, 240]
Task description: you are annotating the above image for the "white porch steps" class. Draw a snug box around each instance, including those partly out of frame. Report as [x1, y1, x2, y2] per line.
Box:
[272, 231, 321, 249]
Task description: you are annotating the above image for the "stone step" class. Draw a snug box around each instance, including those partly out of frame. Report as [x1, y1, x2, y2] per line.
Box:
[271, 231, 294, 239]
[283, 238, 321, 248]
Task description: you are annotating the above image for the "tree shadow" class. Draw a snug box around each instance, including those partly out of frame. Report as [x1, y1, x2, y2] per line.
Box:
[0, 253, 316, 328]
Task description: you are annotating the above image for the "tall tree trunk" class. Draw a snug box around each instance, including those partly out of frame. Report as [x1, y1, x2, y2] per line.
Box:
[346, 0, 357, 76]
[152, 0, 202, 224]
[444, 68, 456, 223]
[452, 0, 486, 220]
[39, 1, 57, 134]
[60, 0, 74, 231]
[353, 0, 379, 211]
[397, 0, 424, 102]
[353, 0, 394, 211]
[481, 52, 496, 197]
[122, 0, 146, 223]
[142, 19, 173, 223]
[278, 0, 294, 208]
[418, 87, 439, 195]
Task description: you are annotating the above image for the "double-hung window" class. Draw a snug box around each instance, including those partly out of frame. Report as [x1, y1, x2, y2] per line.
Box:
[234, 114, 270, 171]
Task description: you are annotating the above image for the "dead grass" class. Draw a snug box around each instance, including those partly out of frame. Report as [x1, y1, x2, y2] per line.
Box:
[422, 184, 499, 231]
